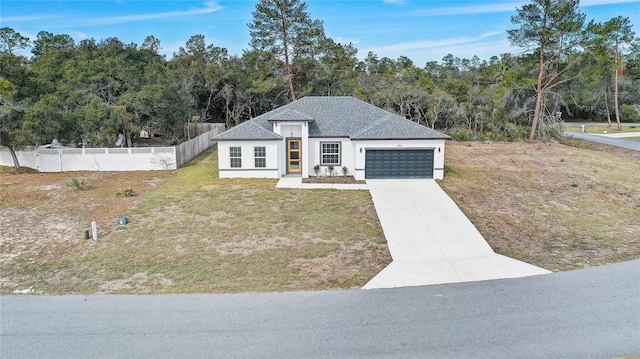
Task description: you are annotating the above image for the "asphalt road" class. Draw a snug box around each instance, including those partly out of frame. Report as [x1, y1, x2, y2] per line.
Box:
[2, 260, 638, 358]
[565, 131, 640, 151]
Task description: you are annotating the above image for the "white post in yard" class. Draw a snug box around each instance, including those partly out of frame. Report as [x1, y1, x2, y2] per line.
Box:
[91, 220, 98, 241]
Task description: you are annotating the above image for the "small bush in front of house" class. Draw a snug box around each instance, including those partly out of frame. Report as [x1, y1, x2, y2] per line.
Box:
[328, 164, 335, 176]
[342, 166, 348, 176]
[313, 164, 320, 176]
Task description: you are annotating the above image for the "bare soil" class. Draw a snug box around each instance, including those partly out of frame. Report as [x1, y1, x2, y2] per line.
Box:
[0, 170, 173, 291]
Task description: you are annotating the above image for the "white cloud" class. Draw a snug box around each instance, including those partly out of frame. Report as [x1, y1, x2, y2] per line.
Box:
[413, 2, 524, 17]
[365, 31, 502, 55]
[581, 0, 640, 5]
[1, 14, 62, 22]
[412, 0, 639, 17]
[79, 1, 223, 26]
[382, 0, 408, 5]
[75, 32, 89, 40]
[361, 31, 517, 64]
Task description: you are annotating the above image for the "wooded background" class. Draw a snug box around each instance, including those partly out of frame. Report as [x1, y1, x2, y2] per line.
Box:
[1, 0, 638, 164]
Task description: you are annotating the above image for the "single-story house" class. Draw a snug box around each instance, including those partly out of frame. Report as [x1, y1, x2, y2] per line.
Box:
[213, 96, 451, 180]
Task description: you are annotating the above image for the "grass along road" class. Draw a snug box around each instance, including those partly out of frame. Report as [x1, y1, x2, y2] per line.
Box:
[1, 140, 638, 293]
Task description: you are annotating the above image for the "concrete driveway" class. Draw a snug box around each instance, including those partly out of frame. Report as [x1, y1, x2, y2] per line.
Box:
[364, 179, 550, 289]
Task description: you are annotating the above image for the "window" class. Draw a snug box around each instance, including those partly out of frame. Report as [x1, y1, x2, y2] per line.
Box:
[321, 142, 340, 165]
[229, 146, 241, 168]
[254, 146, 266, 168]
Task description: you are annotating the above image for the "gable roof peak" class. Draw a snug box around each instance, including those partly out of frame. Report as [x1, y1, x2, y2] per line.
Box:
[266, 108, 314, 122]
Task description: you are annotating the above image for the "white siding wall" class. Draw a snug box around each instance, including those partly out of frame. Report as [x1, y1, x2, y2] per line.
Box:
[215, 137, 447, 180]
[307, 138, 355, 177]
[352, 139, 447, 180]
[277, 124, 303, 137]
[217, 141, 280, 178]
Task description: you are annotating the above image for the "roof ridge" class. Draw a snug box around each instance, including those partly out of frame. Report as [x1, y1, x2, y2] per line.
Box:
[352, 113, 393, 138]
[268, 108, 314, 121]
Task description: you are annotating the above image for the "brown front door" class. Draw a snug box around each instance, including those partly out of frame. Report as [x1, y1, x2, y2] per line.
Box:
[287, 139, 301, 173]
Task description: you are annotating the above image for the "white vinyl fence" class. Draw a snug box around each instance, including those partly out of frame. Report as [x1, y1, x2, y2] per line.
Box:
[1, 123, 225, 172]
[0, 146, 178, 172]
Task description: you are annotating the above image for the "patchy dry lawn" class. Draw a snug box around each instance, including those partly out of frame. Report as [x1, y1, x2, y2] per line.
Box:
[2, 139, 638, 294]
[439, 140, 640, 271]
[0, 148, 389, 294]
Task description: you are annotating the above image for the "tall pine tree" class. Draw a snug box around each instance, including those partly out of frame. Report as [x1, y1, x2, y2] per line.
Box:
[248, 0, 324, 101]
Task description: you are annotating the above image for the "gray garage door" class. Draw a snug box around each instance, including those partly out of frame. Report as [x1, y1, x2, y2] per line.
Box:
[365, 149, 434, 179]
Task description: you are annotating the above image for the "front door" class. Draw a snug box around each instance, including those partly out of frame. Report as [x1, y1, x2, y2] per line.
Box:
[287, 139, 301, 173]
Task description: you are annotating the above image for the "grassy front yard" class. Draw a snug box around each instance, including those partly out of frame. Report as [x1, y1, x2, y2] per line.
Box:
[0, 148, 389, 294]
[2, 139, 639, 294]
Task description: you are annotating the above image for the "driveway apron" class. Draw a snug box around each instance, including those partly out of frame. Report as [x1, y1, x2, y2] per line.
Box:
[364, 179, 550, 289]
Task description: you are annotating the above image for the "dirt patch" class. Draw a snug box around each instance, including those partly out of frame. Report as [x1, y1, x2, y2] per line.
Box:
[0, 169, 173, 291]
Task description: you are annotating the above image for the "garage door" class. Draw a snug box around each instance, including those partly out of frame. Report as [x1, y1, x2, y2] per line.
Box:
[365, 149, 434, 179]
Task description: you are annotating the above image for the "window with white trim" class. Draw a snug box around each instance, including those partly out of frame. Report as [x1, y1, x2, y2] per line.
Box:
[321, 142, 340, 165]
[229, 146, 242, 168]
[254, 146, 266, 168]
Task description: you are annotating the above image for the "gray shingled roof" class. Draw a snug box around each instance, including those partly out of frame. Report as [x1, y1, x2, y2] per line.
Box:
[213, 120, 283, 141]
[213, 96, 450, 141]
[266, 109, 314, 122]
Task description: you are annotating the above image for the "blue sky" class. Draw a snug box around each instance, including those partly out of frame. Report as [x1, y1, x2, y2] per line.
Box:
[2, 0, 639, 66]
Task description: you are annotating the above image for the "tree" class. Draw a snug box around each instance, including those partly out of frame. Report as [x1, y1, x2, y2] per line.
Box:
[248, 0, 324, 101]
[31, 31, 75, 58]
[0, 51, 35, 168]
[171, 35, 228, 121]
[508, 0, 586, 140]
[0, 27, 30, 55]
[141, 35, 162, 54]
[0, 75, 26, 168]
[588, 17, 637, 130]
[297, 39, 359, 96]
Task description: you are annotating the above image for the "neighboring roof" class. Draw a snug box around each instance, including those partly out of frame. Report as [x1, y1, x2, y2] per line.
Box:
[213, 96, 450, 141]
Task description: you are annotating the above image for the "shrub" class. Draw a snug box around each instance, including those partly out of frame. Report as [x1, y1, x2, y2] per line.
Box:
[116, 188, 135, 197]
[313, 164, 320, 176]
[68, 178, 88, 190]
[451, 128, 471, 141]
[621, 104, 640, 123]
[327, 164, 335, 176]
[342, 166, 348, 175]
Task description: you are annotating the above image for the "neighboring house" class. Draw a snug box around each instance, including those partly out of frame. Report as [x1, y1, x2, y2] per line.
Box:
[213, 96, 450, 180]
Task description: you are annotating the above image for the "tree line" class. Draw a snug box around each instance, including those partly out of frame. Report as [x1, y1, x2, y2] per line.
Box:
[1, 0, 638, 166]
